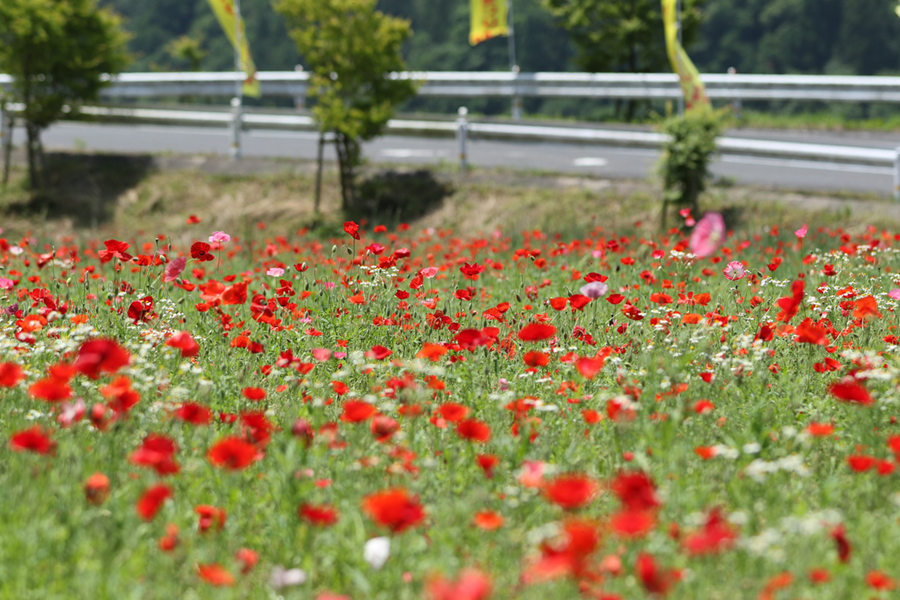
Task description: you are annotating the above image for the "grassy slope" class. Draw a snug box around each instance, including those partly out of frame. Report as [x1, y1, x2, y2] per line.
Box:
[0, 151, 896, 246]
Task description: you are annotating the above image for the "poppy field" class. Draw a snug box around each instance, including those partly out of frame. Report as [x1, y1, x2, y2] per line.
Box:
[2, 209, 900, 600]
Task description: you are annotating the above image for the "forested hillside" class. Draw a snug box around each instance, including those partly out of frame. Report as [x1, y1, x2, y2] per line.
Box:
[96, 0, 900, 119]
[100, 0, 900, 76]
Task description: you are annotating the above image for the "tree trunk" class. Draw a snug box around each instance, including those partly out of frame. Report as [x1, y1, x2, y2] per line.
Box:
[314, 131, 325, 214]
[2, 114, 13, 187]
[334, 132, 359, 212]
[26, 121, 40, 190]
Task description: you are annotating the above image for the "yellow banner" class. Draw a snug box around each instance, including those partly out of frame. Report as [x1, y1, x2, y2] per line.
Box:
[206, 0, 261, 97]
[661, 0, 709, 112]
[470, 0, 509, 46]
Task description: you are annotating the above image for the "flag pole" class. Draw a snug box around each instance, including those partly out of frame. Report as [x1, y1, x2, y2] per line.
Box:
[231, 0, 244, 160]
[508, 0, 522, 120]
[676, 0, 684, 116]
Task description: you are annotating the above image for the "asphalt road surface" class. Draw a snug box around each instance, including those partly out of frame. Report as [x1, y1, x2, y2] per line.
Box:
[15, 121, 899, 195]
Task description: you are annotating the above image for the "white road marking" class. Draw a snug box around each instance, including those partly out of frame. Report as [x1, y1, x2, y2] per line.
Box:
[573, 157, 609, 167]
[718, 155, 892, 175]
[381, 148, 439, 158]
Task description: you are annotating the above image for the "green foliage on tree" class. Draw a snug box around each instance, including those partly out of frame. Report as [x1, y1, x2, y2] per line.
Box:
[166, 35, 206, 71]
[0, 0, 130, 188]
[274, 0, 417, 211]
[540, 0, 706, 74]
[693, 0, 900, 77]
[658, 109, 722, 226]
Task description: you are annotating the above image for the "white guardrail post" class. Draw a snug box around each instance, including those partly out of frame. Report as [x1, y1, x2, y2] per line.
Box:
[0, 101, 10, 186]
[456, 106, 469, 171]
[230, 97, 242, 160]
[894, 147, 900, 202]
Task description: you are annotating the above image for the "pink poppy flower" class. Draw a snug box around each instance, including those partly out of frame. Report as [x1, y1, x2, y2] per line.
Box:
[794, 225, 808, 239]
[689, 212, 726, 258]
[579, 281, 609, 299]
[723, 261, 745, 281]
[164, 257, 187, 283]
[209, 231, 231, 243]
[266, 267, 285, 277]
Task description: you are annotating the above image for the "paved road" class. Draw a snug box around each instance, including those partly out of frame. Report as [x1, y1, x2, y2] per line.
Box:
[14, 122, 898, 195]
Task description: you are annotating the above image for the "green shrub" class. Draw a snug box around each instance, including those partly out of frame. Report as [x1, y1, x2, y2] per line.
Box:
[658, 109, 723, 227]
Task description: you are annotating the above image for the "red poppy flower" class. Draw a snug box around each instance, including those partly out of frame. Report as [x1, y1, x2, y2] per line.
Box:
[84, 472, 110, 505]
[236, 548, 258, 574]
[174, 402, 212, 426]
[362, 488, 425, 532]
[195, 504, 227, 532]
[158, 524, 179, 552]
[28, 377, 72, 402]
[831, 524, 851, 563]
[129, 434, 179, 476]
[636, 553, 678, 595]
[543, 474, 599, 510]
[518, 323, 556, 342]
[427, 568, 493, 600]
[829, 380, 873, 406]
[197, 564, 234, 587]
[806, 422, 834, 436]
[794, 318, 827, 345]
[853, 295, 882, 320]
[523, 351, 549, 367]
[98, 239, 132, 263]
[136, 484, 172, 521]
[682, 508, 737, 555]
[341, 400, 377, 423]
[847, 454, 876, 472]
[207, 436, 258, 470]
[166, 331, 200, 357]
[370, 415, 400, 442]
[74, 339, 130, 380]
[331, 380, 349, 396]
[0, 362, 24, 387]
[101, 376, 141, 415]
[459, 262, 485, 280]
[611, 470, 660, 512]
[438, 403, 470, 423]
[473, 510, 504, 531]
[10, 426, 56, 455]
[456, 418, 491, 443]
[417, 343, 449, 361]
[610, 509, 656, 538]
[775, 279, 804, 323]
[367, 345, 392, 360]
[575, 355, 606, 379]
[190, 242, 214, 262]
[866, 570, 897, 591]
[343, 221, 361, 240]
[476, 454, 499, 479]
[241, 411, 277, 447]
[526, 518, 600, 583]
[298, 503, 340, 526]
[242, 387, 266, 401]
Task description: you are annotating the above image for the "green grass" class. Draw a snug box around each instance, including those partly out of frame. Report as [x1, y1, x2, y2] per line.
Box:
[0, 159, 899, 598]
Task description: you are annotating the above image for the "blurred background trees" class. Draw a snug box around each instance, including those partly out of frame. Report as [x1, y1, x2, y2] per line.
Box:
[0, 0, 130, 188]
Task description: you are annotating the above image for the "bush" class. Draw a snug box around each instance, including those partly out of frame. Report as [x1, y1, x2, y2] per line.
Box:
[658, 109, 723, 227]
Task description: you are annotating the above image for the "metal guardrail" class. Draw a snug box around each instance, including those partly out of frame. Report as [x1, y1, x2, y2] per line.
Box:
[68, 104, 900, 169]
[3, 100, 900, 198]
[8, 71, 900, 103]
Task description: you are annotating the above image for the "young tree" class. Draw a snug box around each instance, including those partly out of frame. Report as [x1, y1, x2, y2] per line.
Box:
[541, 0, 705, 118]
[0, 0, 130, 188]
[274, 0, 417, 211]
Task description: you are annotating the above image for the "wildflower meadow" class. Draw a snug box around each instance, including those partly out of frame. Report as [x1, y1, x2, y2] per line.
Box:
[2, 210, 900, 600]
